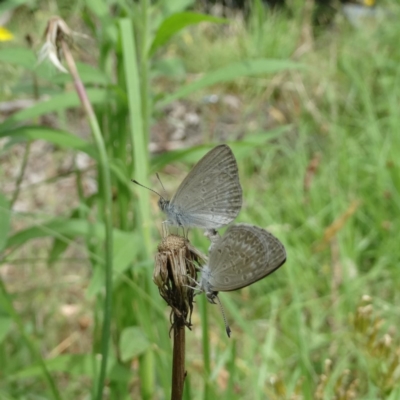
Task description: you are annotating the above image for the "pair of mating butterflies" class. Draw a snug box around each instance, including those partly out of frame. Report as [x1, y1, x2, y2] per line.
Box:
[135, 145, 286, 336]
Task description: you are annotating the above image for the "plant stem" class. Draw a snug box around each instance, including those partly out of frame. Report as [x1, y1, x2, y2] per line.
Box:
[171, 316, 186, 400]
[199, 296, 212, 399]
[61, 41, 113, 400]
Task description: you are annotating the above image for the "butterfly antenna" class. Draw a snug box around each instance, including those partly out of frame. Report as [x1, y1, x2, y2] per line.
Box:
[214, 294, 232, 338]
[131, 180, 164, 199]
[156, 173, 168, 198]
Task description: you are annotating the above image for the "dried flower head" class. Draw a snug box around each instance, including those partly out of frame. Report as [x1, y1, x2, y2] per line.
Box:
[154, 234, 206, 331]
[37, 16, 89, 73]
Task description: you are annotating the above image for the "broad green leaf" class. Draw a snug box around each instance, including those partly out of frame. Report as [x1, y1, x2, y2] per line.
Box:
[0, 0, 28, 14]
[0, 47, 36, 69]
[5, 218, 102, 250]
[86, 230, 144, 297]
[0, 193, 11, 252]
[149, 12, 227, 56]
[0, 316, 12, 344]
[50, 62, 110, 86]
[152, 58, 186, 79]
[8, 353, 129, 382]
[0, 88, 111, 132]
[113, 230, 139, 275]
[0, 136, 29, 156]
[119, 326, 150, 362]
[150, 127, 290, 173]
[85, 0, 110, 18]
[160, 0, 195, 17]
[48, 209, 81, 266]
[9, 354, 95, 379]
[48, 237, 70, 266]
[109, 160, 132, 190]
[0, 127, 132, 190]
[6, 218, 139, 284]
[156, 59, 303, 108]
[86, 266, 104, 298]
[0, 126, 97, 158]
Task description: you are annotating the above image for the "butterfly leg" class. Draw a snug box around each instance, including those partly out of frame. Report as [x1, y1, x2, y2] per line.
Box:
[180, 226, 189, 239]
[161, 221, 170, 238]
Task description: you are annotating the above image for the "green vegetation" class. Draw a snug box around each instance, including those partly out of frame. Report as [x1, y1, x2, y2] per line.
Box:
[1, 0, 400, 399]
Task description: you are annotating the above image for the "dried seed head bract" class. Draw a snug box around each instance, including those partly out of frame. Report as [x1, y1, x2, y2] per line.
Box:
[37, 16, 90, 73]
[154, 234, 207, 332]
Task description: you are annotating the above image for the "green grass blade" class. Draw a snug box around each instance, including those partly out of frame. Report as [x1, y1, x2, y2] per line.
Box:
[149, 12, 227, 56]
[157, 59, 303, 108]
[0, 89, 110, 132]
[0, 193, 11, 253]
[0, 126, 97, 157]
[119, 17, 156, 400]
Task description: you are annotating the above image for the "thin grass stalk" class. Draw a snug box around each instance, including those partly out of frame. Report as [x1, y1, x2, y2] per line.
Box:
[60, 41, 113, 400]
[10, 140, 31, 207]
[119, 17, 155, 399]
[284, 252, 313, 398]
[9, 35, 37, 208]
[140, 0, 150, 153]
[225, 340, 236, 399]
[199, 295, 212, 399]
[0, 279, 62, 400]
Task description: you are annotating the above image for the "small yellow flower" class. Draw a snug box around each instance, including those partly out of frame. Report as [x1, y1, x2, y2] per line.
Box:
[0, 26, 13, 41]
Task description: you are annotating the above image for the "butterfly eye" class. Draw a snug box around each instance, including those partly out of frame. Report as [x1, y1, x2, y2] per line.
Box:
[158, 198, 166, 210]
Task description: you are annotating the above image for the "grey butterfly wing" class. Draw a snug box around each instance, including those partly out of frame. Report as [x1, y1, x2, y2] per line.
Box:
[207, 224, 286, 292]
[169, 145, 242, 229]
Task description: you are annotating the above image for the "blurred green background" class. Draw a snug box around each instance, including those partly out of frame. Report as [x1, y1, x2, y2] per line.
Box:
[1, 0, 400, 399]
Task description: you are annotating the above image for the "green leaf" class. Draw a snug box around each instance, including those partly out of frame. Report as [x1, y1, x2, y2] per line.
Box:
[157, 59, 303, 108]
[48, 209, 81, 266]
[160, 0, 195, 16]
[150, 127, 290, 173]
[5, 219, 99, 250]
[7, 353, 129, 382]
[85, 0, 110, 18]
[5, 218, 139, 285]
[0, 88, 111, 132]
[50, 62, 110, 86]
[119, 327, 150, 362]
[149, 12, 227, 56]
[0, 47, 36, 69]
[109, 161, 132, 190]
[152, 58, 186, 79]
[0, 0, 28, 14]
[8, 354, 95, 379]
[0, 316, 13, 344]
[48, 237, 70, 266]
[0, 127, 133, 201]
[0, 127, 132, 190]
[0, 193, 11, 253]
[0, 136, 29, 156]
[0, 126, 97, 158]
